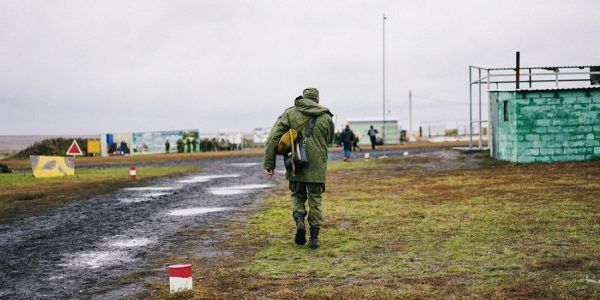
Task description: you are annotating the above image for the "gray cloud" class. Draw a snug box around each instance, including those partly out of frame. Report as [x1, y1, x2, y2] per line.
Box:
[1, 0, 598, 135]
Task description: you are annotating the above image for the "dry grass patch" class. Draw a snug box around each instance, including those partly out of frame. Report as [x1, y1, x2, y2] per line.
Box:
[142, 151, 599, 299]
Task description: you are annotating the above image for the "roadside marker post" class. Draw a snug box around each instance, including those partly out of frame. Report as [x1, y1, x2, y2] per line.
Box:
[130, 165, 137, 181]
[364, 153, 370, 161]
[168, 264, 193, 293]
[66, 140, 83, 157]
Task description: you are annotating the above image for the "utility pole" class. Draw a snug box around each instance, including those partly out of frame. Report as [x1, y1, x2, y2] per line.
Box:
[382, 13, 387, 157]
[408, 90, 412, 132]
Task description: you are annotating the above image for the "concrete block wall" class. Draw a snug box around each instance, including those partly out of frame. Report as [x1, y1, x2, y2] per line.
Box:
[492, 88, 600, 163]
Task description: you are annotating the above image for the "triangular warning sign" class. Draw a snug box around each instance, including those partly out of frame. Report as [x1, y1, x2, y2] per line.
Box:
[66, 140, 83, 156]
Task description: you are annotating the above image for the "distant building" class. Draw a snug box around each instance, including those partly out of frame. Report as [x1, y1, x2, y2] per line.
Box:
[253, 127, 270, 145]
[347, 118, 400, 145]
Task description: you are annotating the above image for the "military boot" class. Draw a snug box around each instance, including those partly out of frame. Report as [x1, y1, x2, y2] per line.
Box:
[293, 212, 306, 245]
[309, 226, 320, 249]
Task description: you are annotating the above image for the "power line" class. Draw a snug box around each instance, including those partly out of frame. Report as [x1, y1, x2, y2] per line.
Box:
[411, 94, 476, 105]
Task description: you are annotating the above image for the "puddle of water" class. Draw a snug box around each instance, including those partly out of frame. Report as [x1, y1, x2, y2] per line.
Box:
[167, 207, 229, 216]
[210, 189, 245, 195]
[229, 162, 260, 167]
[62, 250, 131, 269]
[119, 192, 170, 203]
[108, 238, 154, 248]
[124, 187, 174, 191]
[48, 275, 65, 281]
[119, 197, 150, 204]
[142, 192, 170, 197]
[224, 184, 271, 189]
[178, 174, 240, 184]
[209, 184, 271, 195]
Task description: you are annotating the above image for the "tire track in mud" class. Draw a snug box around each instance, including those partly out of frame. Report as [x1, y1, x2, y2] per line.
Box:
[0, 156, 276, 299]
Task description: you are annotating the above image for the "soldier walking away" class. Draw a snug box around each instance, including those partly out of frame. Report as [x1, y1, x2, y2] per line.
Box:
[340, 124, 355, 161]
[264, 87, 334, 249]
[368, 125, 379, 150]
[186, 139, 192, 153]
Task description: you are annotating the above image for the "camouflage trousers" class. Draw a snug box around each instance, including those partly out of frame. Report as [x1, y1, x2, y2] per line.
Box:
[289, 181, 325, 228]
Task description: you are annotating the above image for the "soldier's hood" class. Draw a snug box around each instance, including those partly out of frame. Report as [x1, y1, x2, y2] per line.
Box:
[294, 98, 333, 117]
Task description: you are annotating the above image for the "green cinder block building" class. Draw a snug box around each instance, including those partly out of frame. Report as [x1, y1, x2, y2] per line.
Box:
[347, 119, 400, 146]
[489, 87, 600, 163]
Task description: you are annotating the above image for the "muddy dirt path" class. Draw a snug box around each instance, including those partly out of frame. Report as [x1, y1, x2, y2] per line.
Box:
[0, 147, 453, 299]
[0, 155, 280, 299]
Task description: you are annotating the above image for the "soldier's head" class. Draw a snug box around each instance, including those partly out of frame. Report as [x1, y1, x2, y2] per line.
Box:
[302, 87, 320, 103]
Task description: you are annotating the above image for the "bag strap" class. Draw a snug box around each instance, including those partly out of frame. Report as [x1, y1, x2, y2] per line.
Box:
[285, 111, 312, 136]
[304, 117, 317, 138]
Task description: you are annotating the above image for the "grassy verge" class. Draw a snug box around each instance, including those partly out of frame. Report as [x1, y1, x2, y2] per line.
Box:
[143, 151, 599, 299]
[0, 165, 200, 221]
[1, 148, 264, 169]
[1, 141, 471, 170]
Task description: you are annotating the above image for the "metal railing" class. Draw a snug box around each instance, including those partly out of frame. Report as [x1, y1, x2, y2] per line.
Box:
[468, 62, 600, 149]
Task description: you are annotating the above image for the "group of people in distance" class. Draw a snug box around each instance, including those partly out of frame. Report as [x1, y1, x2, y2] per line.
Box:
[338, 124, 378, 161]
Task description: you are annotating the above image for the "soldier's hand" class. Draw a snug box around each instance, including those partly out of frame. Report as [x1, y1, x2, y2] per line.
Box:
[265, 169, 274, 177]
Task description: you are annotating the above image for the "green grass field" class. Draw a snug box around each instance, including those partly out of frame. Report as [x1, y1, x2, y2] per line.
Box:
[148, 151, 599, 299]
[0, 165, 200, 220]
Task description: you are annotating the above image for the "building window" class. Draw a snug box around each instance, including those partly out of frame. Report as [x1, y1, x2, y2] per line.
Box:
[503, 100, 509, 122]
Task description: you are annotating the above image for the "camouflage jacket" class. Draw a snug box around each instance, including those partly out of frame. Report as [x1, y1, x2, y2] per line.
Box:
[263, 97, 335, 183]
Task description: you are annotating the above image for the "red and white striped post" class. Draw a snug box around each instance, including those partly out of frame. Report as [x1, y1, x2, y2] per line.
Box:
[168, 264, 193, 293]
[130, 165, 137, 181]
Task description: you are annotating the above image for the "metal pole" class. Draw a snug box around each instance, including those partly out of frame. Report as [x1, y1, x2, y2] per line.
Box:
[469, 66, 473, 148]
[382, 13, 386, 156]
[409, 90, 412, 132]
[487, 69, 491, 146]
[478, 68, 482, 149]
[516, 51, 520, 89]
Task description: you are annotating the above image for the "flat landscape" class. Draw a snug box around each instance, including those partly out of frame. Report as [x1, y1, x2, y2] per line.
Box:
[1, 146, 599, 299]
[140, 150, 600, 299]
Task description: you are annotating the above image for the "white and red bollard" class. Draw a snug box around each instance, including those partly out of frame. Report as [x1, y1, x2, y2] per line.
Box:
[130, 165, 137, 181]
[168, 264, 193, 293]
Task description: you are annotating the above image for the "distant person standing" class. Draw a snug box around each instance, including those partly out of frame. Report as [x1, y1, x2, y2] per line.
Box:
[368, 125, 379, 150]
[340, 124, 355, 161]
[165, 140, 170, 153]
[192, 139, 199, 152]
[352, 133, 360, 152]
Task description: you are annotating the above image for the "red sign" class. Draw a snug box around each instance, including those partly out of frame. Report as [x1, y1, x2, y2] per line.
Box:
[66, 140, 83, 156]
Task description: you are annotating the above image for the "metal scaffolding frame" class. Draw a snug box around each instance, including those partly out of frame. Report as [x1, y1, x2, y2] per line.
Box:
[468, 62, 600, 149]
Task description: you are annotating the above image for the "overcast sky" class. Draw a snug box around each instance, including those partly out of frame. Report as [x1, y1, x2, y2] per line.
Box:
[1, 0, 598, 135]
